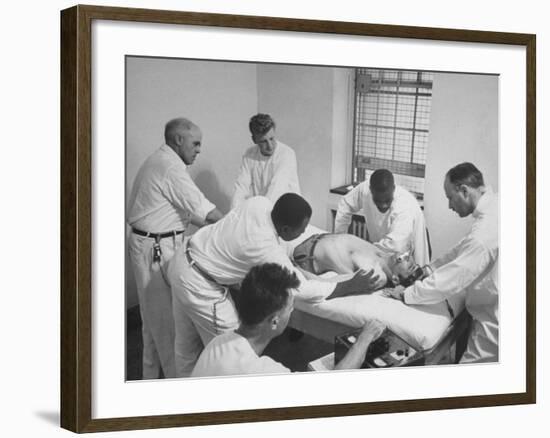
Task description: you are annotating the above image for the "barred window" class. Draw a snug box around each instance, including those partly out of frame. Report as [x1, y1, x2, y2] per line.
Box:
[352, 68, 433, 197]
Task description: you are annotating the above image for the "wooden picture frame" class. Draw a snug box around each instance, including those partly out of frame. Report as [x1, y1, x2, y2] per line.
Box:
[60, 4, 536, 433]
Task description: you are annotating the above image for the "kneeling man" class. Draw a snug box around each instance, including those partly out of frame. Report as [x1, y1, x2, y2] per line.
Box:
[192, 263, 386, 377]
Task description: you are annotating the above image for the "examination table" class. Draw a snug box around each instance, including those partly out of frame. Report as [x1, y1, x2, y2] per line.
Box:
[284, 225, 472, 365]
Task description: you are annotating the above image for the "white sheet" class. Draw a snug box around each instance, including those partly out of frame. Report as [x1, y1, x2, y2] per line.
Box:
[286, 225, 466, 350]
[294, 291, 465, 351]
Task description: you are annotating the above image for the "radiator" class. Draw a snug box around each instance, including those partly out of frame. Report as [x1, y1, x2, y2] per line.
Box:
[330, 209, 369, 240]
[349, 215, 368, 240]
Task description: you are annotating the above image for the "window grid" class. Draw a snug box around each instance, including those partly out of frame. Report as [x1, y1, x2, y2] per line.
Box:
[353, 69, 433, 196]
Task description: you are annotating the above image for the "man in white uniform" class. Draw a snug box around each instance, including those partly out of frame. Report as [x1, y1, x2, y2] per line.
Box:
[192, 263, 386, 377]
[334, 169, 430, 266]
[168, 193, 382, 377]
[231, 113, 301, 209]
[128, 117, 223, 379]
[387, 162, 498, 363]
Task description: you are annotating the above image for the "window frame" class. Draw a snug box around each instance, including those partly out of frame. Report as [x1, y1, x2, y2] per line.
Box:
[351, 68, 434, 197]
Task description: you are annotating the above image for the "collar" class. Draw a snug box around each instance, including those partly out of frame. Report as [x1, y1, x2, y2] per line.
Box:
[260, 198, 280, 241]
[161, 143, 187, 168]
[267, 210, 281, 242]
[472, 186, 495, 219]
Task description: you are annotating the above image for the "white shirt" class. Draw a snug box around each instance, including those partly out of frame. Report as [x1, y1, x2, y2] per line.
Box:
[231, 141, 301, 209]
[404, 189, 499, 363]
[127, 144, 215, 232]
[191, 331, 290, 377]
[189, 196, 336, 302]
[334, 184, 430, 265]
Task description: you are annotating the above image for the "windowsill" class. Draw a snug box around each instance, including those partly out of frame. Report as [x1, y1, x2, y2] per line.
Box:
[330, 183, 425, 204]
[329, 183, 359, 195]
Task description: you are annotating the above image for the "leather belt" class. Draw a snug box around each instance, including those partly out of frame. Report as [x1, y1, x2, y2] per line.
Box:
[132, 228, 184, 239]
[293, 233, 327, 275]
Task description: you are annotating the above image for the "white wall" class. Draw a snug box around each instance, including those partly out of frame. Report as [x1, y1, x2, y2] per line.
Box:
[331, 69, 355, 189]
[126, 57, 257, 306]
[257, 64, 351, 229]
[126, 57, 258, 212]
[424, 73, 499, 258]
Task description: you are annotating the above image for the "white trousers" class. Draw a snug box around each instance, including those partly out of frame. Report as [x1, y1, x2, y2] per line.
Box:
[460, 317, 499, 364]
[128, 232, 183, 379]
[168, 246, 239, 377]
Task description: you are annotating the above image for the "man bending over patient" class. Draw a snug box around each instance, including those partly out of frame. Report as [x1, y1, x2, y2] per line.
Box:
[334, 169, 430, 266]
[386, 163, 498, 363]
[191, 263, 386, 377]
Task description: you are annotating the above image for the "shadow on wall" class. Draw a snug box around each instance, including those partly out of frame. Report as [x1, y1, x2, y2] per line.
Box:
[194, 169, 232, 214]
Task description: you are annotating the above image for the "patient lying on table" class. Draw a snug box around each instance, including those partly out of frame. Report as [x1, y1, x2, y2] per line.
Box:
[293, 233, 415, 290]
[289, 231, 464, 353]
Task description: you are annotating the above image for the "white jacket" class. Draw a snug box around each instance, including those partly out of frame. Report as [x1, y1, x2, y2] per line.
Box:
[231, 141, 301, 209]
[404, 189, 499, 363]
[334, 184, 430, 265]
[189, 196, 335, 303]
[128, 144, 215, 232]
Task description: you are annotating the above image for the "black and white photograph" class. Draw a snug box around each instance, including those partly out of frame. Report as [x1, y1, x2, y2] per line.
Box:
[3, 0, 545, 435]
[125, 57, 498, 381]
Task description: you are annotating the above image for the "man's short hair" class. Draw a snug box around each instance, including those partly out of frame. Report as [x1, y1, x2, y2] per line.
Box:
[237, 263, 300, 326]
[271, 193, 312, 229]
[446, 162, 485, 188]
[164, 118, 196, 144]
[249, 113, 276, 137]
[369, 169, 395, 193]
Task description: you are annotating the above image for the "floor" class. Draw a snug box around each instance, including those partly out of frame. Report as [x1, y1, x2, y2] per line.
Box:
[126, 305, 333, 380]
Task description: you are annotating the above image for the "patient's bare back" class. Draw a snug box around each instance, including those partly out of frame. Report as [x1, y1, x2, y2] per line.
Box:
[313, 234, 377, 270]
[293, 233, 416, 290]
[303, 234, 390, 289]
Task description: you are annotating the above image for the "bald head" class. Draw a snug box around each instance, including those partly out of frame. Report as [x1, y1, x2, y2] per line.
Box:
[164, 118, 203, 165]
[164, 118, 198, 145]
